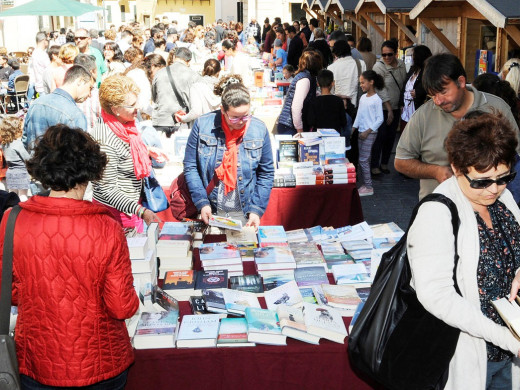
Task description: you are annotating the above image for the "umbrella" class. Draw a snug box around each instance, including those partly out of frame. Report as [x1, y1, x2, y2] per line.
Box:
[0, 0, 102, 17]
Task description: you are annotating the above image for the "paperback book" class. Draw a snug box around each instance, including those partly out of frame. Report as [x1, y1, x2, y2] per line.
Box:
[209, 215, 243, 231]
[195, 270, 229, 290]
[262, 270, 296, 291]
[217, 318, 255, 347]
[277, 305, 320, 344]
[176, 314, 221, 348]
[320, 284, 361, 310]
[332, 263, 371, 285]
[257, 226, 288, 247]
[264, 280, 304, 311]
[221, 288, 261, 315]
[189, 295, 210, 315]
[230, 274, 264, 296]
[254, 246, 296, 270]
[199, 243, 241, 267]
[245, 307, 287, 346]
[133, 311, 180, 349]
[303, 302, 348, 344]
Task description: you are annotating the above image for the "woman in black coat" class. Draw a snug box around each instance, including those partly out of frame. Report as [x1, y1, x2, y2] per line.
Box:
[400, 45, 432, 129]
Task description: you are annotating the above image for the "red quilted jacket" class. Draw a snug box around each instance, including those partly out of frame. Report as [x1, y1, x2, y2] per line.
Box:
[0, 196, 140, 387]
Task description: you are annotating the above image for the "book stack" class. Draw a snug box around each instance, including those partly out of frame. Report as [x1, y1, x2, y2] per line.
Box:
[289, 241, 327, 272]
[292, 161, 318, 186]
[320, 241, 354, 271]
[133, 310, 180, 349]
[199, 242, 243, 277]
[129, 223, 159, 295]
[157, 222, 193, 278]
[254, 246, 296, 275]
[323, 160, 356, 184]
[257, 226, 288, 247]
[163, 270, 198, 301]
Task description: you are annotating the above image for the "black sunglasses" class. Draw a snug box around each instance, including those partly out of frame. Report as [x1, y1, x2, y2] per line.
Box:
[75, 36, 88, 41]
[463, 171, 517, 189]
[381, 53, 394, 57]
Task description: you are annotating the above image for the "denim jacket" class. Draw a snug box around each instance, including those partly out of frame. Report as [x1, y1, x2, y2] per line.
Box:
[183, 110, 274, 218]
[22, 88, 87, 152]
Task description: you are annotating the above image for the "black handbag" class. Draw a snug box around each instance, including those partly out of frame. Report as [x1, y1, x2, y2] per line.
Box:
[142, 169, 169, 213]
[348, 193, 461, 390]
[0, 205, 22, 390]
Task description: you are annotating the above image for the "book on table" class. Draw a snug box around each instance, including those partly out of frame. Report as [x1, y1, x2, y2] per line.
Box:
[312, 285, 354, 317]
[199, 242, 242, 267]
[331, 263, 371, 285]
[277, 305, 320, 345]
[245, 307, 287, 346]
[294, 266, 330, 303]
[127, 236, 150, 260]
[131, 249, 156, 274]
[492, 297, 520, 340]
[286, 229, 309, 243]
[264, 280, 304, 311]
[225, 227, 258, 245]
[160, 222, 192, 236]
[208, 215, 243, 231]
[202, 288, 228, 314]
[237, 242, 258, 262]
[176, 314, 221, 348]
[254, 246, 296, 271]
[195, 270, 229, 290]
[221, 288, 261, 315]
[257, 226, 288, 247]
[133, 311, 180, 349]
[153, 286, 180, 313]
[189, 295, 210, 315]
[156, 233, 192, 256]
[163, 270, 197, 300]
[290, 242, 327, 272]
[302, 302, 348, 344]
[320, 284, 361, 310]
[262, 270, 295, 291]
[230, 274, 264, 296]
[217, 318, 256, 347]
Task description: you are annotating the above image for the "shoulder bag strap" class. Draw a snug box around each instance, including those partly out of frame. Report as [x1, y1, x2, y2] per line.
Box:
[389, 69, 402, 94]
[0, 205, 22, 334]
[166, 66, 187, 110]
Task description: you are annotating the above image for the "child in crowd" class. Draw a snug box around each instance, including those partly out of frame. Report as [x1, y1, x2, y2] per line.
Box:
[0, 116, 30, 200]
[353, 70, 384, 197]
[306, 69, 346, 134]
[282, 64, 294, 82]
[269, 39, 287, 71]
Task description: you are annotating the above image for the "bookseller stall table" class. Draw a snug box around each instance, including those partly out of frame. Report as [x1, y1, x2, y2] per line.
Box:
[127, 235, 379, 390]
[260, 184, 364, 230]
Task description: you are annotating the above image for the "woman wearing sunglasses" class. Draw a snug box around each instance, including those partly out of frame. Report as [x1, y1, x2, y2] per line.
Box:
[183, 75, 274, 228]
[407, 112, 520, 390]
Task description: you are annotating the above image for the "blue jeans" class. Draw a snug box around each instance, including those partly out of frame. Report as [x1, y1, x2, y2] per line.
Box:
[486, 358, 512, 390]
[20, 370, 128, 390]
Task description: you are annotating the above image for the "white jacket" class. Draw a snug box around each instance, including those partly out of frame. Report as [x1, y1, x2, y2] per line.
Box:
[327, 56, 365, 107]
[408, 176, 520, 390]
[181, 75, 221, 125]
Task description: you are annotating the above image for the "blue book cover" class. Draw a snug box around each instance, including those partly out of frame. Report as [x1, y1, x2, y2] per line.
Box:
[258, 226, 287, 244]
[160, 222, 191, 236]
[218, 318, 249, 343]
[254, 246, 294, 264]
[294, 266, 329, 287]
[245, 307, 282, 335]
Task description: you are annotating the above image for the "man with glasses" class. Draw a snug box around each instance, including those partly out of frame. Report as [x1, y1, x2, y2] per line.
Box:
[74, 28, 106, 87]
[395, 54, 520, 200]
[29, 32, 50, 97]
[22, 65, 93, 152]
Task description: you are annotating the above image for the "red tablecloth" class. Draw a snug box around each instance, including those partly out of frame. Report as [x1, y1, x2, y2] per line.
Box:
[260, 184, 364, 230]
[159, 184, 364, 231]
[127, 235, 380, 390]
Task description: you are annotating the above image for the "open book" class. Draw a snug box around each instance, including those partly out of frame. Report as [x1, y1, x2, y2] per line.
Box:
[492, 297, 520, 340]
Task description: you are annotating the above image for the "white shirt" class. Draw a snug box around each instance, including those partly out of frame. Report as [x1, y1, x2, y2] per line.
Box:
[30, 48, 51, 93]
[327, 56, 366, 107]
[353, 93, 384, 133]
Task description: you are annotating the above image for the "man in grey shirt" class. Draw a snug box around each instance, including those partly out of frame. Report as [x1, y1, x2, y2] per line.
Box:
[395, 54, 519, 199]
[151, 47, 201, 137]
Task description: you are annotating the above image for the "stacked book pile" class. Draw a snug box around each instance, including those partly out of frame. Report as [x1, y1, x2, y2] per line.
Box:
[156, 222, 194, 278]
[254, 226, 296, 276]
[199, 242, 243, 277]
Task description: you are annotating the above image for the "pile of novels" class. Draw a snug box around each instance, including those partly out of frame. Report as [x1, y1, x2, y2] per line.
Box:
[290, 160, 356, 186]
[199, 242, 244, 277]
[254, 226, 296, 275]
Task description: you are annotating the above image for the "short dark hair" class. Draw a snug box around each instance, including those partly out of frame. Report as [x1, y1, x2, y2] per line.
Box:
[332, 40, 351, 58]
[175, 47, 192, 62]
[357, 37, 372, 52]
[63, 65, 94, 84]
[345, 34, 355, 43]
[48, 45, 60, 61]
[422, 53, 467, 94]
[300, 19, 308, 27]
[150, 27, 161, 38]
[154, 37, 166, 48]
[317, 69, 334, 88]
[297, 49, 323, 76]
[222, 39, 237, 51]
[445, 112, 517, 174]
[143, 54, 166, 83]
[472, 73, 519, 125]
[26, 125, 107, 191]
[309, 18, 319, 28]
[381, 39, 398, 53]
[10, 59, 20, 71]
[328, 30, 346, 42]
[73, 54, 97, 74]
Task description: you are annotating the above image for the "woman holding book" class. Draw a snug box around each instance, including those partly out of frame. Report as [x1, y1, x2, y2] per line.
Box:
[0, 125, 139, 389]
[407, 112, 520, 389]
[183, 75, 274, 229]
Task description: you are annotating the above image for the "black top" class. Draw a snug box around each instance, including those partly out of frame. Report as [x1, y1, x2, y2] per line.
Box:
[306, 94, 347, 133]
[308, 39, 333, 68]
[0, 65, 13, 82]
[287, 35, 303, 68]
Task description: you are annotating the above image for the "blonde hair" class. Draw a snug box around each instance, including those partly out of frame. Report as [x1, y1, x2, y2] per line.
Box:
[99, 75, 140, 115]
[104, 29, 117, 41]
[58, 44, 79, 64]
[0, 117, 23, 145]
[503, 58, 520, 94]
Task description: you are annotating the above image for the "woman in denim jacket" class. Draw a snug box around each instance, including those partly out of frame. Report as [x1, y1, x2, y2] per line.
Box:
[183, 76, 274, 228]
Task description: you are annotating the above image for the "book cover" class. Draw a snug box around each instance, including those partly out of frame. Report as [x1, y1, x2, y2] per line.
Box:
[317, 128, 340, 137]
[226, 227, 258, 244]
[356, 287, 371, 302]
[286, 229, 309, 243]
[199, 243, 241, 264]
[298, 143, 320, 165]
[299, 287, 318, 304]
[176, 314, 221, 348]
[153, 287, 180, 313]
[262, 270, 295, 291]
[208, 215, 243, 231]
[294, 266, 329, 287]
[279, 140, 299, 162]
[276, 305, 307, 332]
[158, 234, 193, 243]
[222, 288, 261, 314]
[160, 222, 192, 236]
[202, 289, 227, 312]
[290, 242, 327, 270]
[258, 226, 288, 244]
[332, 264, 370, 285]
[321, 284, 361, 309]
[322, 137, 346, 160]
[217, 318, 253, 345]
[254, 246, 295, 265]
[237, 242, 258, 262]
[245, 307, 283, 335]
[303, 302, 348, 344]
[135, 311, 179, 337]
[163, 270, 196, 291]
[189, 295, 210, 315]
[264, 280, 304, 311]
[195, 270, 229, 290]
[370, 222, 405, 239]
[230, 274, 264, 295]
[341, 240, 373, 252]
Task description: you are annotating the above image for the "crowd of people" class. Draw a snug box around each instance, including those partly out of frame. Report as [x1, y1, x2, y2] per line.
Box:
[2, 13, 520, 390]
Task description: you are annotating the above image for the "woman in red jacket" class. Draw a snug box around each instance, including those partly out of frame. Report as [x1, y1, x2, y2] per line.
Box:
[0, 124, 139, 389]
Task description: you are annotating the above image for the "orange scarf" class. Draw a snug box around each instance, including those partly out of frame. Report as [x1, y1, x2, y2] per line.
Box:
[215, 113, 249, 194]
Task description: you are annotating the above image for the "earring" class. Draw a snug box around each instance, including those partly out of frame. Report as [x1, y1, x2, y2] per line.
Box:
[116, 113, 120, 116]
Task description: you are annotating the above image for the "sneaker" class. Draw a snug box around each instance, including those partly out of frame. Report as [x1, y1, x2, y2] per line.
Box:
[380, 164, 390, 174]
[371, 167, 382, 175]
[358, 186, 374, 196]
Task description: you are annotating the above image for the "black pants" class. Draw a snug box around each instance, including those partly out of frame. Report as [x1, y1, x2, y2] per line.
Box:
[371, 109, 400, 168]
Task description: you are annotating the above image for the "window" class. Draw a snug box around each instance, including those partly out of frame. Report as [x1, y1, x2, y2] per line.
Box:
[121, 5, 125, 23]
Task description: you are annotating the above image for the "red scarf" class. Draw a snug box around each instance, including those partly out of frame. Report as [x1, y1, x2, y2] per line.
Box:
[101, 110, 151, 180]
[215, 113, 249, 194]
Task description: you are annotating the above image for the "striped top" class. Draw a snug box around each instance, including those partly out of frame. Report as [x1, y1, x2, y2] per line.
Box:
[92, 118, 142, 216]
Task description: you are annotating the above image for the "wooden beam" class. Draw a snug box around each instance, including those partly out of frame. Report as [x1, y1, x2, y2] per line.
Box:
[345, 13, 368, 35]
[495, 28, 508, 72]
[304, 8, 318, 20]
[417, 6, 484, 20]
[359, 11, 385, 38]
[418, 17, 458, 55]
[385, 14, 391, 40]
[457, 16, 467, 69]
[325, 11, 342, 27]
[505, 25, 520, 47]
[387, 13, 418, 44]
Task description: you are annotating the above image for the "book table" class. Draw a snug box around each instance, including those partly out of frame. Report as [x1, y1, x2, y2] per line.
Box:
[127, 235, 380, 390]
[159, 183, 364, 231]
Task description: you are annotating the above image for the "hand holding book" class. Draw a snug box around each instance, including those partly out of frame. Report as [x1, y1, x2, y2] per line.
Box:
[509, 271, 520, 302]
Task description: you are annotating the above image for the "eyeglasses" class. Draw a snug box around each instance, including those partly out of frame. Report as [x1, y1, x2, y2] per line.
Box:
[463, 171, 517, 189]
[381, 53, 394, 57]
[75, 36, 88, 41]
[225, 112, 252, 124]
[119, 103, 138, 109]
